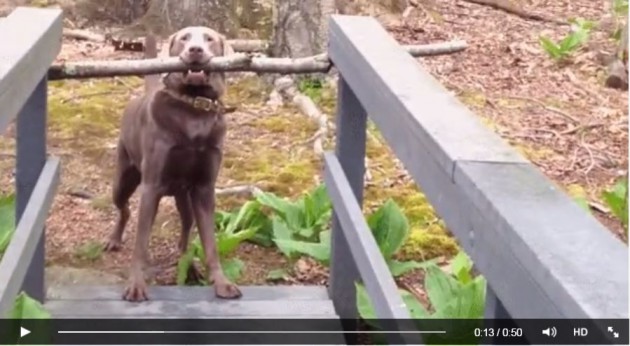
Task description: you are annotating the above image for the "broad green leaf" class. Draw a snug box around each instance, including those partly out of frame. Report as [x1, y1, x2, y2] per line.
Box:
[424, 264, 462, 313]
[303, 185, 332, 228]
[367, 199, 410, 259]
[266, 268, 288, 281]
[225, 200, 263, 235]
[254, 190, 302, 226]
[10, 292, 51, 319]
[176, 246, 197, 285]
[221, 257, 245, 282]
[602, 178, 629, 228]
[271, 217, 299, 257]
[355, 282, 429, 323]
[432, 275, 486, 319]
[451, 252, 473, 284]
[539, 36, 562, 59]
[387, 259, 436, 277]
[216, 227, 259, 257]
[274, 230, 331, 264]
[214, 210, 233, 232]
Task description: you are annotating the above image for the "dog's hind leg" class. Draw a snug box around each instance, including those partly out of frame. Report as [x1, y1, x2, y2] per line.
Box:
[105, 144, 140, 252]
[175, 192, 204, 283]
[175, 193, 194, 253]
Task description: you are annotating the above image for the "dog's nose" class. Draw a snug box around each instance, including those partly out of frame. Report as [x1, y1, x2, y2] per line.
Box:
[188, 45, 203, 55]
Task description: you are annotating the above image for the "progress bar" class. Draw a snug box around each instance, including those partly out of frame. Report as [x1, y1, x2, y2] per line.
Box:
[58, 330, 447, 334]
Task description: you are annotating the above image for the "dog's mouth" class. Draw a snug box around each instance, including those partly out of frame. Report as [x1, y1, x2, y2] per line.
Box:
[182, 68, 209, 85]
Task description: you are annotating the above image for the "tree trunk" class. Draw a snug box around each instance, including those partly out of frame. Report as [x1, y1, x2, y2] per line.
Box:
[606, 20, 628, 90]
[270, 0, 337, 58]
[135, 0, 240, 37]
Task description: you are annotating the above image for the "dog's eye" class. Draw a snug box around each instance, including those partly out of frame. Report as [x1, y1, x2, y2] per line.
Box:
[205, 36, 213, 42]
[181, 34, 190, 41]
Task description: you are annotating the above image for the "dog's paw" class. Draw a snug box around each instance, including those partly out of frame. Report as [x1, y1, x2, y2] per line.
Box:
[103, 239, 122, 252]
[123, 282, 149, 302]
[214, 282, 242, 299]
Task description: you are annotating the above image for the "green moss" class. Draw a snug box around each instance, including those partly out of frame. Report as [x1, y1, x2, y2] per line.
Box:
[399, 224, 459, 260]
[47, 79, 140, 156]
[224, 76, 271, 105]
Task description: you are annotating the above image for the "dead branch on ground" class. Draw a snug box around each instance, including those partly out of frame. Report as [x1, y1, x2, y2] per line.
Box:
[48, 41, 468, 80]
[274, 76, 328, 156]
[460, 0, 566, 25]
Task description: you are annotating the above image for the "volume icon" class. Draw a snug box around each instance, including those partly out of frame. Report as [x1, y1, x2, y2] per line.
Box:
[542, 327, 557, 337]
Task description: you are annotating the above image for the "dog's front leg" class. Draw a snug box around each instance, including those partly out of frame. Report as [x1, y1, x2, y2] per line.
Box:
[191, 185, 242, 299]
[123, 184, 161, 302]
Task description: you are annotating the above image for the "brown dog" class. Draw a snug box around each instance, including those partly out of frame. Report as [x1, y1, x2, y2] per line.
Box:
[104, 27, 241, 302]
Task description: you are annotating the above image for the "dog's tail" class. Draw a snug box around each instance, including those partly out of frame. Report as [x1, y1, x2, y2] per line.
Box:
[144, 34, 159, 93]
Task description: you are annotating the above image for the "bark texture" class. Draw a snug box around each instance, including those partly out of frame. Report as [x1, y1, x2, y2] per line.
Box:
[271, 0, 337, 58]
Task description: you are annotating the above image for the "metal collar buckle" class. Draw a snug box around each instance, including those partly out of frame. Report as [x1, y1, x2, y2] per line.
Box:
[192, 97, 215, 111]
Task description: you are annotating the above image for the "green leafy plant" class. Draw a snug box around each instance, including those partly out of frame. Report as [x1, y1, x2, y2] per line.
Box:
[254, 184, 332, 240]
[0, 194, 16, 257]
[602, 177, 628, 231]
[10, 292, 51, 319]
[613, 0, 628, 16]
[539, 18, 595, 61]
[297, 77, 324, 103]
[367, 199, 436, 277]
[356, 251, 486, 344]
[176, 201, 269, 285]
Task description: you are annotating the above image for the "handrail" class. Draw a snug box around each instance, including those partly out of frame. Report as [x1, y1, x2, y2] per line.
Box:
[0, 7, 63, 316]
[0, 158, 60, 316]
[325, 14, 628, 336]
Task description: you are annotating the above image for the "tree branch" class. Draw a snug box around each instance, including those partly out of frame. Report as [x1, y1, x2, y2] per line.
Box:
[63, 29, 269, 53]
[48, 40, 467, 80]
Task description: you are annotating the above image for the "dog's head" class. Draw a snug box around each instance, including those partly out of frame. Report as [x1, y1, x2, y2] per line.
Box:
[161, 26, 234, 98]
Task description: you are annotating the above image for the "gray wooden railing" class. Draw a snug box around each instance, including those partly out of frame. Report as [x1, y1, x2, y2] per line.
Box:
[324, 14, 628, 341]
[0, 7, 63, 317]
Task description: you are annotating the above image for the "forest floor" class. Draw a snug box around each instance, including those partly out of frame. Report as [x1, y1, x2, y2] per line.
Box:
[0, 0, 627, 293]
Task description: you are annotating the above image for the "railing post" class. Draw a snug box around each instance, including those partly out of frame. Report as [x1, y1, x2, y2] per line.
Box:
[15, 77, 48, 302]
[328, 77, 368, 319]
[483, 285, 519, 343]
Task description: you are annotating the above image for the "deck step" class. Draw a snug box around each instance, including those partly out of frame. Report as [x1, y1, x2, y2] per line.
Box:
[45, 285, 338, 318]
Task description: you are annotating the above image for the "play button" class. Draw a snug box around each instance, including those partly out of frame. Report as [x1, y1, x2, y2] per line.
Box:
[20, 327, 30, 338]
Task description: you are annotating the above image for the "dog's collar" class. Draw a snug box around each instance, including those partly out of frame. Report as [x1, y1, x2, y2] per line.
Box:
[163, 89, 222, 112]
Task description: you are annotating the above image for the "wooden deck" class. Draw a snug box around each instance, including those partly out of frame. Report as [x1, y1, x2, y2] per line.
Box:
[45, 285, 337, 318]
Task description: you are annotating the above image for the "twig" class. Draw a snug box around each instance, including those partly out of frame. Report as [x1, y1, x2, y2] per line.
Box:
[215, 185, 262, 196]
[460, 0, 567, 25]
[559, 122, 604, 136]
[507, 95, 579, 123]
[47, 41, 468, 80]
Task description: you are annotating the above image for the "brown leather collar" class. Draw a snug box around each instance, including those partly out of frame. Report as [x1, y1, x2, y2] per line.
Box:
[163, 89, 223, 113]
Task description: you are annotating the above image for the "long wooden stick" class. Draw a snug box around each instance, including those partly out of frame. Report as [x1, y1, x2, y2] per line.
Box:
[48, 40, 467, 80]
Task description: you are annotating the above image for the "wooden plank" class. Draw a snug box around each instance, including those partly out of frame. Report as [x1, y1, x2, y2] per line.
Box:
[328, 77, 366, 320]
[324, 153, 420, 344]
[0, 157, 61, 317]
[44, 299, 337, 318]
[328, 15, 527, 181]
[454, 160, 628, 319]
[47, 285, 332, 301]
[16, 77, 48, 301]
[0, 7, 63, 132]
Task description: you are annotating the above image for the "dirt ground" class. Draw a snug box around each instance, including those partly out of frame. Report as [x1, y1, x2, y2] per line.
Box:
[0, 0, 627, 291]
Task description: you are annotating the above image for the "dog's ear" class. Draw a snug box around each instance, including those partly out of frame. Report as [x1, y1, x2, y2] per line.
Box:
[161, 33, 177, 57]
[220, 35, 234, 56]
